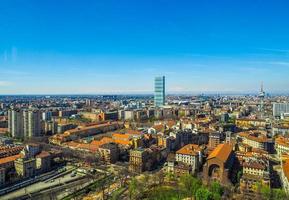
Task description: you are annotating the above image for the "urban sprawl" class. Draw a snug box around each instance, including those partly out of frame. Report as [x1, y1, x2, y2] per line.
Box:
[0, 76, 289, 200]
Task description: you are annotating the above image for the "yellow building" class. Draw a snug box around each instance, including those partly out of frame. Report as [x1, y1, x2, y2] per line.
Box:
[236, 118, 266, 129]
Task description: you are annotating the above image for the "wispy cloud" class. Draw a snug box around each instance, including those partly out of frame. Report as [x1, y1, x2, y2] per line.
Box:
[0, 81, 13, 87]
[258, 48, 289, 54]
[1, 70, 30, 76]
[247, 60, 289, 66]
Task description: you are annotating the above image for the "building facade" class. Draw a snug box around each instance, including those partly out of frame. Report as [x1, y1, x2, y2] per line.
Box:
[203, 143, 234, 185]
[8, 109, 23, 139]
[273, 103, 289, 118]
[98, 143, 119, 164]
[175, 144, 202, 173]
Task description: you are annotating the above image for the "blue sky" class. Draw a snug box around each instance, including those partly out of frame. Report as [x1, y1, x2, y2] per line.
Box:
[1, 0, 289, 94]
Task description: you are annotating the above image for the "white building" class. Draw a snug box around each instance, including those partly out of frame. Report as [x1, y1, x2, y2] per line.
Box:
[175, 144, 202, 173]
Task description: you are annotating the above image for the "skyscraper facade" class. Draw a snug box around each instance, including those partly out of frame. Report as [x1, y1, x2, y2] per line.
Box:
[273, 103, 289, 118]
[23, 110, 41, 138]
[8, 109, 42, 139]
[154, 76, 165, 107]
[8, 109, 24, 139]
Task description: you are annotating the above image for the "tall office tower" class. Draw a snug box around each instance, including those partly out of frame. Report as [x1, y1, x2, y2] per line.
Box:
[154, 76, 165, 107]
[23, 110, 41, 138]
[8, 109, 24, 139]
[273, 103, 289, 118]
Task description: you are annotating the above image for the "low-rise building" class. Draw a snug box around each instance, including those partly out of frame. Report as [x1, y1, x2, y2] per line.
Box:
[175, 144, 202, 173]
[238, 131, 273, 152]
[236, 118, 267, 129]
[98, 143, 119, 164]
[36, 151, 51, 172]
[203, 143, 234, 185]
[129, 148, 149, 173]
[240, 157, 270, 196]
[129, 146, 166, 173]
[0, 154, 21, 172]
[275, 136, 289, 156]
[209, 132, 222, 149]
[15, 157, 36, 178]
[49, 122, 123, 144]
[166, 154, 191, 177]
[272, 124, 289, 136]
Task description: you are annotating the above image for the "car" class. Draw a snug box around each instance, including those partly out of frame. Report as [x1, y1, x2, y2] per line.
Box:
[71, 171, 77, 177]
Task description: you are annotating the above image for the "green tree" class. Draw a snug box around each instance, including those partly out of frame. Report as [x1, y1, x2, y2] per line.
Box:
[271, 188, 287, 200]
[196, 187, 212, 200]
[166, 172, 177, 183]
[237, 170, 243, 183]
[259, 184, 271, 200]
[209, 181, 223, 196]
[129, 177, 138, 200]
[179, 174, 201, 200]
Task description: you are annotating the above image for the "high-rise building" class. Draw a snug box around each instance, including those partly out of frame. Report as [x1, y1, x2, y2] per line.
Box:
[154, 76, 165, 107]
[8, 109, 24, 139]
[42, 111, 52, 121]
[23, 110, 41, 138]
[8, 109, 42, 139]
[273, 103, 289, 118]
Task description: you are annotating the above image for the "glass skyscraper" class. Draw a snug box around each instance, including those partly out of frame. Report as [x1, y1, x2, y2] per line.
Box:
[154, 76, 165, 107]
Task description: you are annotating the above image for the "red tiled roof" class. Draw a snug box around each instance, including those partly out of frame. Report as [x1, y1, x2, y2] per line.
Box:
[207, 143, 232, 162]
[283, 159, 289, 180]
[36, 151, 51, 158]
[0, 154, 21, 165]
[176, 144, 201, 156]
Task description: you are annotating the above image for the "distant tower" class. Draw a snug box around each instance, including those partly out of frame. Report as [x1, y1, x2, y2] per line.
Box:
[258, 82, 265, 118]
[154, 76, 165, 107]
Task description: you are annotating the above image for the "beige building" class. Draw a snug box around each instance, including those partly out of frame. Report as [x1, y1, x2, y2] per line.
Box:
[80, 112, 105, 122]
[15, 158, 36, 178]
[98, 143, 119, 164]
[238, 131, 272, 152]
[129, 149, 150, 173]
[275, 136, 289, 156]
[240, 157, 270, 195]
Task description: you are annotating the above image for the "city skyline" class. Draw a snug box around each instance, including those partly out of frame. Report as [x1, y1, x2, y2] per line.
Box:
[1, 0, 289, 94]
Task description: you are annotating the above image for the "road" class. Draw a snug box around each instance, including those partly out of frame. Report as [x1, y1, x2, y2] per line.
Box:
[1, 172, 85, 200]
